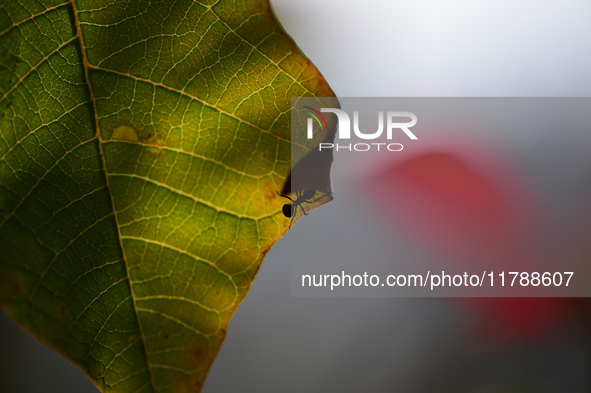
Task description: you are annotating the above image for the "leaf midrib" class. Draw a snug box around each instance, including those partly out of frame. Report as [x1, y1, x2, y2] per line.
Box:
[68, 0, 158, 390]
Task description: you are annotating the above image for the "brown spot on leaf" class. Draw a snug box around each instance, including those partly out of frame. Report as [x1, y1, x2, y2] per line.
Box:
[254, 263, 263, 276]
[141, 130, 166, 158]
[14, 281, 21, 292]
[261, 246, 272, 258]
[192, 345, 206, 362]
[142, 131, 164, 146]
[263, 189, 278, 203]
[298, 56, 312, 69]
[58, 304, 67, 316]
[262, 153, 267, 159]
[163, 334, 169, 339]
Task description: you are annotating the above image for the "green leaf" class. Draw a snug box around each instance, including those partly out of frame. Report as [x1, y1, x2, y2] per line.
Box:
[0, 0, 336, 391]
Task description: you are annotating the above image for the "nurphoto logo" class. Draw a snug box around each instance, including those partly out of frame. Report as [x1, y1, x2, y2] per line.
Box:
[303, 107, 418, 152]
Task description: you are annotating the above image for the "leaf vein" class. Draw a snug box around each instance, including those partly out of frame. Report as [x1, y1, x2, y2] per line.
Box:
[87, 64, 307, 148]
[0, 35, 77, 104]
[136, 307, 210, 338]
[0, 1, 70, 38]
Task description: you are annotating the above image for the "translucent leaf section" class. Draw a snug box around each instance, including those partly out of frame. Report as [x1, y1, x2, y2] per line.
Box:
[0, 0, 336, 391]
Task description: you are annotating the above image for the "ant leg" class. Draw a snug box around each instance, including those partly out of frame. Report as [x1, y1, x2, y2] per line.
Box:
[276, 190, 293, 202]
[289, 205, 297, 229]
[301, 194, 331, 217]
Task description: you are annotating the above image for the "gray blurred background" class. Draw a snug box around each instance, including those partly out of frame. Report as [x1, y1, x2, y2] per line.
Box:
[2, 0, 591, 392]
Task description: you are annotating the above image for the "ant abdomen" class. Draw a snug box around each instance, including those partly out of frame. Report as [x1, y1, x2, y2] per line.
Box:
[282, 204, 293, 218]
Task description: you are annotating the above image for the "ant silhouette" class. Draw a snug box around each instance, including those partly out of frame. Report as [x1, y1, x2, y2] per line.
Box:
[278, 188, 323, 229]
